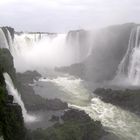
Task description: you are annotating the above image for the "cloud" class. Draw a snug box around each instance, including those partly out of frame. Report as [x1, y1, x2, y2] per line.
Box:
[0, 0, 140, 32]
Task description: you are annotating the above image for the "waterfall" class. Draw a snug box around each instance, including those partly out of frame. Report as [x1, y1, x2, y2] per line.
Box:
[66, 30, 93, 62]
[67, 31, 81, 62]
[13, 33, 71, 71]
[3, 73, 36, 122]
[0, 27, 94, 72]
[12, 31, 93, 72]
[0, 28, 9, 49]
[7, 30, 14, 51]
[115, 26, 140, 85]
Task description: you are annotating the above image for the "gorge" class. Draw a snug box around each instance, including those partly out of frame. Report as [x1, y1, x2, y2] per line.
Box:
[1, 23, 140, 140]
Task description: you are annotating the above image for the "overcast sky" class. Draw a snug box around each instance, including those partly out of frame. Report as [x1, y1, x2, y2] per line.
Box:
[0, 0, 140, 32]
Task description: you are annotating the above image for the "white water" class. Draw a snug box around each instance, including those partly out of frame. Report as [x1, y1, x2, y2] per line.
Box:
[0, 28, 93, 72]
[13, 33, 76, 71]
[66, 30, 93, 62]
[7, 30, 14, 52]
[3, 73, 36, 122]
[11, 32, 92, 72]
[39, 75, 140, 140]
[39, 76, 91, 106]
[115, 26, 140, 85]
[0, 28, 9, 49]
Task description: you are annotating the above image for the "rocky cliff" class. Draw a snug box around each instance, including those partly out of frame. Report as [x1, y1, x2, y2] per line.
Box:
[0, 48, 26, 140]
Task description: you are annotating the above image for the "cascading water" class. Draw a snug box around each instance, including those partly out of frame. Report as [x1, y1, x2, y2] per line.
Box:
[38, 75, 140, 140]
[7, 29, 14, 52]
[66, 30, 93, 62]
[0, 27, 93, 72]
[115, 26, 140, 85]
[0, 28, 9, 49]
[3, 72, 36, 122]
[13, 33, 74, 71]
[8, 30, 93, 72]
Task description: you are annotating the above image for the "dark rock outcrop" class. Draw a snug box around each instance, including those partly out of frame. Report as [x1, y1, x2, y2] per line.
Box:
[2, 96, 26, 140]
[28, 109, 108, 140]
[61, 109, 91, 122]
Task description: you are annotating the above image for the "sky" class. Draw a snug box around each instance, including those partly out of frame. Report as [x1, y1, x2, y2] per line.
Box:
[0, 0, 140, 32]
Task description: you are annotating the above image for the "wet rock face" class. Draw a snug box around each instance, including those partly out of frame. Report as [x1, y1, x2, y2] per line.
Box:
[0, 71, 5, 86]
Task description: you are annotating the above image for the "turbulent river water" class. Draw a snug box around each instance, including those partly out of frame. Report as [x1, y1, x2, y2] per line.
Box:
[34, 74, 140, 140]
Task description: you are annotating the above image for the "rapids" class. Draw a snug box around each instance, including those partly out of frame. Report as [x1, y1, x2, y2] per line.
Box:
[38, 75, 140, 140]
